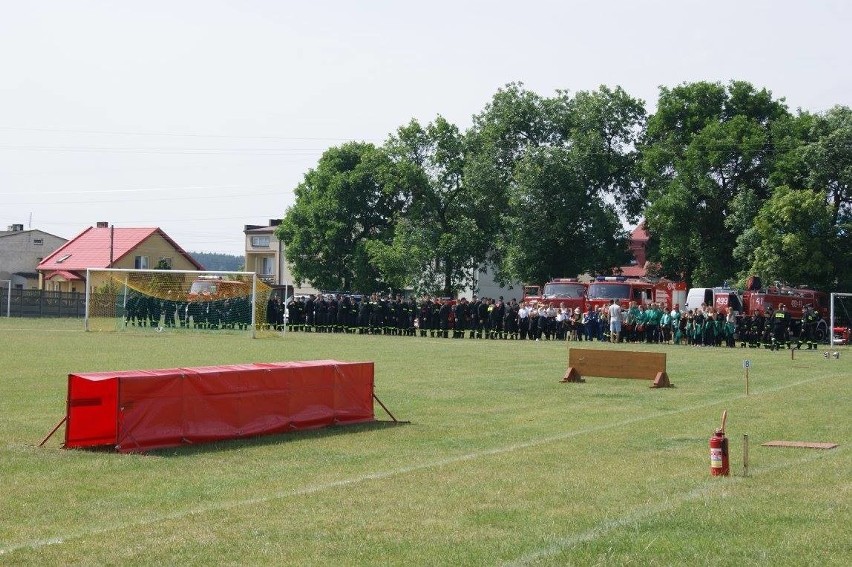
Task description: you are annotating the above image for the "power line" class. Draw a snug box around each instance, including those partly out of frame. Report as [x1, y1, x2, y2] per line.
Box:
[0, 125, 376, 142]
[6, 190, 288, 206]
[0, 183, 285, 196]
[0, 145, 327, 155]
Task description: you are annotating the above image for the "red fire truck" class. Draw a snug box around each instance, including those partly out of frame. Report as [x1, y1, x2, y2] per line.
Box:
[522, 278, 587, 312]
[686, 278, 831, 341]
[586, 276, 686, 311]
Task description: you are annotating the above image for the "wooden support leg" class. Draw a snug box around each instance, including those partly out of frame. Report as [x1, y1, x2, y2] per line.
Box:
[651, 371, 672, 388]
[560, 367, 584, 383]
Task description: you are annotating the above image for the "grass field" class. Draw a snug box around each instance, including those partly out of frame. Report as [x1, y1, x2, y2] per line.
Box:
[0, 318, 849, 566]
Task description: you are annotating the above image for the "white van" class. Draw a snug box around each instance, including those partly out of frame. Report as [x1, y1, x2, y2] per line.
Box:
[685, 287, 744, 315]
[685, 288, 715, 313]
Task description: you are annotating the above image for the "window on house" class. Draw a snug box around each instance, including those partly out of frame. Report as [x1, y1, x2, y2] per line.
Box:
[134, 255, 149, 269]
[158, 257, 173, 269]
[251, 235, 271, 248]
[260, 256, 274, 276]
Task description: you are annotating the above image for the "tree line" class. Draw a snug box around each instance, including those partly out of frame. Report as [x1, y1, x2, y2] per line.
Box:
[277, 80, 851, 295]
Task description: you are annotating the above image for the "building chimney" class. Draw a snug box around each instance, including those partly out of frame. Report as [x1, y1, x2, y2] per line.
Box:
[8, 224, 24, 231]
[96, 221, 109, 228]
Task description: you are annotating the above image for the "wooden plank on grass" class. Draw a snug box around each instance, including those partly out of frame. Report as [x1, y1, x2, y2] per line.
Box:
[568, 348, 665, 380]
[761, 441, 838, 449]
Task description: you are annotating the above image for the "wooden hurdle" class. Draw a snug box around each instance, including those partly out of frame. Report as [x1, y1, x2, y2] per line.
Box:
[561, 348, 672, 388]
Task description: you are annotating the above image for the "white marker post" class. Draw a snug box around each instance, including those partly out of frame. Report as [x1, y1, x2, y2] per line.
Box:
[743, 359, 751, 395]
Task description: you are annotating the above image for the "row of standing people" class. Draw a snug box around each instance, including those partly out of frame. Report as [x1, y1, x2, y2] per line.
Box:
[277, 294, 822, 349]
[125, 293, 253, 330]
[279, 294, 658, 342]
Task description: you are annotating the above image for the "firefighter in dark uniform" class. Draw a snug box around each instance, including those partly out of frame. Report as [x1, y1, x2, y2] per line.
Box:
[438, 298, 451, 338]
[477, 298, 489, 339]
[428, 298, 440, 337]
[505, 299, 519, 339]
[405, 297, 417, 336]
[417, 297, 430, 337]
[772, 304, 791, 350]
[453, 297, 467, 338]
[468, 296, 480, 339]
[760, 305, 773, 348]
[800, 304, 818, 349]
[304, 294, 315, 331]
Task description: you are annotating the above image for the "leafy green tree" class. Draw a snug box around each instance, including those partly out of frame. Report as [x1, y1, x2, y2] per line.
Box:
[276, 142, 406, 292]
[364, 218, 432, 293]
[744, 187, 837, 288]
[385, 117, 492, 296]
[756, 105, 852, 289]
[467, 83, 644, 284]
[802, 105, 852, 226]
[551, 85, 647, 221]
[503, 146, 628, 284]
[642, 80, 790, 285]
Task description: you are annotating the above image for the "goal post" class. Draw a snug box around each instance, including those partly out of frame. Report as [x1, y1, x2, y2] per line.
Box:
[84, 268, 275, 337]
[830, 292, 852, 346]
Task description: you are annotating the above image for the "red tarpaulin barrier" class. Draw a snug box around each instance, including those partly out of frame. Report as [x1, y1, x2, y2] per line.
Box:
[64, 360, 375, 452]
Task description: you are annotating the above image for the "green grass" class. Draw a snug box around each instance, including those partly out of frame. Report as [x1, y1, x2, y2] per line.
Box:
[0, 318, 849, 566]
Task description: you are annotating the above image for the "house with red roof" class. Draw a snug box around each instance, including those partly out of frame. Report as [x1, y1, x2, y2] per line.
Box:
[614, 221, 661, 278]
[37, 222, 204, 292]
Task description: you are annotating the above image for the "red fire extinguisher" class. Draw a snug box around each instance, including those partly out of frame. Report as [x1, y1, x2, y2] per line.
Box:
[710, 410, 729, 476]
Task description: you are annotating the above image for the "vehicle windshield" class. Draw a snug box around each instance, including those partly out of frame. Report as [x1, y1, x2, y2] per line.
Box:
[189, 280, 217, 295]
[587, 283, 630, 300]
[524, 285, 541, 297]
[543, 283, 585, 299]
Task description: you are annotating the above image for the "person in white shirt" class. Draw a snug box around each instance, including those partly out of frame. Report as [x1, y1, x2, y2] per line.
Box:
[608, 299, 622, 343]
[518, 302, 530, 340]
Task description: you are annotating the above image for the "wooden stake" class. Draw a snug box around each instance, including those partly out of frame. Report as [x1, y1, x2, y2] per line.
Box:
[743, 434, 749, 477]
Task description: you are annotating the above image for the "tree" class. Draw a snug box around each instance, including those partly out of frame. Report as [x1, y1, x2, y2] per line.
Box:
[751, 105, 852, 289]
[642, 80, 790, 285]
[385, 117, 491, 296]
[503, 146, 628, 284]
[802, 105, 852, 227]
[551, 85, 647, 221]
[743, 187, 837, 288]
[276, 142, 406, 292]
[467, 83, 644, 284]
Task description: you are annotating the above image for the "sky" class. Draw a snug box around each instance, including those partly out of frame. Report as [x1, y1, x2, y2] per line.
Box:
[2, 0, 850, 256]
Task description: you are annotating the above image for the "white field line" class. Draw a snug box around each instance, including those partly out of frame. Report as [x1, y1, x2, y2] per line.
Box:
[0, 373, 841, 557]
[501, 449, 839, 567]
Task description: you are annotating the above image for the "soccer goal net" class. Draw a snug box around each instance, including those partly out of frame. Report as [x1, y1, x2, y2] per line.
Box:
[830, 292, 852, 346]
[84, 268, 275, 337]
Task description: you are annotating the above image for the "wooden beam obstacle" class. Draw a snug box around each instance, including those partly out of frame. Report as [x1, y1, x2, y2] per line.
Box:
[561, 348, 672, 388]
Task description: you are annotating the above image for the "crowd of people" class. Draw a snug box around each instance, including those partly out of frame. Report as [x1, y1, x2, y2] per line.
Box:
[274, 293, 823, 349]
[124, 292, 254, 330]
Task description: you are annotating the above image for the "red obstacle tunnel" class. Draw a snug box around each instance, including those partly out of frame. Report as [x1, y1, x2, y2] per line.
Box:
[64, 360, 375, 452]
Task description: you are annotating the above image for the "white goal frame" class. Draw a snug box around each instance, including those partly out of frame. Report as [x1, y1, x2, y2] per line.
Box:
[1, 280, 10, 317]
[830, 292, 852, 346]
[85, 268, 260, 338]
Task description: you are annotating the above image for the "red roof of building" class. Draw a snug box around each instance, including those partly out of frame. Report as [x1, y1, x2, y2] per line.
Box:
[617, 265, 647, 278]
[37, 227, 204, 271]
[44, 270, 82, 281]
[630, 222, 649, 242]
